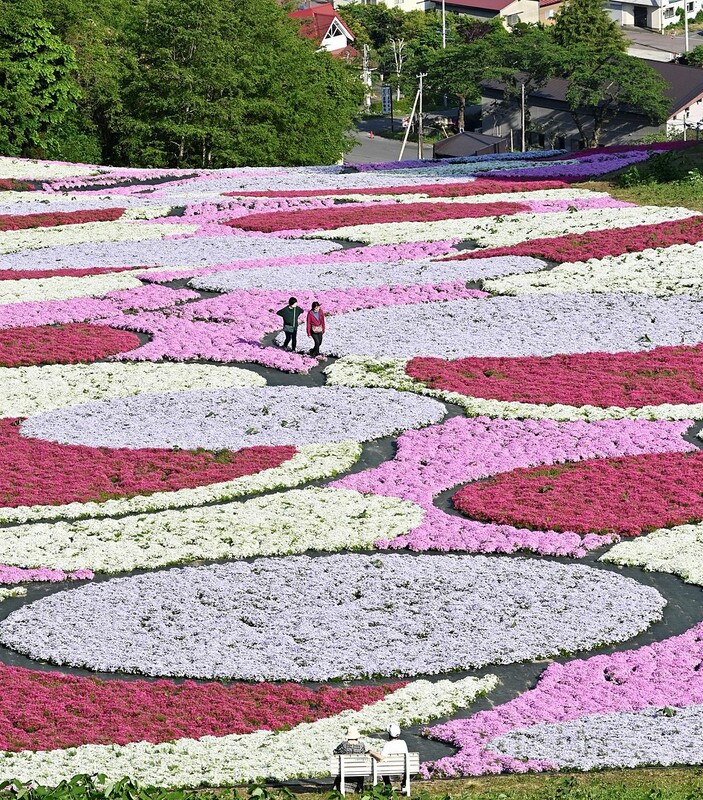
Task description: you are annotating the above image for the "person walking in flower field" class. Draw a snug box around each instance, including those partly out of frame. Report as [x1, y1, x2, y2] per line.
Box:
[277, 297, 304, 352]
[306, 300, 325, 357]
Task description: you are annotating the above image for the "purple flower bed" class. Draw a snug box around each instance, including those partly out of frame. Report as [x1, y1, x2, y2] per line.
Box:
[320, 294, 703, 360]
[20, 387, 445, 449]
[423, 618, 703, 776]
[0, 553, 664, 680]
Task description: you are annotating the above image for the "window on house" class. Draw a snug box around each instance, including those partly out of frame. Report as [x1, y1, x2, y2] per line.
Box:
[664, 8, 675, 17]
[546, 9, 556, 17]
[506, 13, 520, 24]
[688, 2, 694, 11]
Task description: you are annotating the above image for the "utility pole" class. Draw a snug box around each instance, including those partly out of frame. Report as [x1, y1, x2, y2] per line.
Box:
[417, 72, 427, 159]
[520, 82, 526, 152]
[685, 3, 690, 54]
[362, 44, 372, 111]
[442, 0, 446, 48]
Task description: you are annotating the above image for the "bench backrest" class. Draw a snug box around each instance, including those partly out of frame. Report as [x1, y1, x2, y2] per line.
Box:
[329, 753, 420, 777]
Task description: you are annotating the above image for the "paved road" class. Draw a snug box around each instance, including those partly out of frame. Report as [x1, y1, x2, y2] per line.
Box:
[624, 24, 702, 57]
[344, 127, 434, 165]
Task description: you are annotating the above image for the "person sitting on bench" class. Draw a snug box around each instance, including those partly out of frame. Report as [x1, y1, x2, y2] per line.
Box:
[332, 726, 382, 793]
[381, 723, 409, 791]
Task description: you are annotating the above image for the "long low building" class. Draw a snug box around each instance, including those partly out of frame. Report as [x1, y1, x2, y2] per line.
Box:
[480, 58, 703, 149]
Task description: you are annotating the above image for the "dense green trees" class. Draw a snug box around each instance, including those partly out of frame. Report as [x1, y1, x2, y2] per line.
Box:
[0, 0, 673, 164]
[0, 0, 361, 167]
[0, 0, 79, 158]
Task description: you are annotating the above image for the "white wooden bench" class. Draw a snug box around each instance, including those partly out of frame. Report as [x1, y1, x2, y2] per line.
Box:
[329, 752, 420, 796]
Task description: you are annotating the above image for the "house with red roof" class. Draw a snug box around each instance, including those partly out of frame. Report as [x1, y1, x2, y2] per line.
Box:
[538, 0, 563, 24]
[288, 4, 356, 57]
[429, 0, 539, 25]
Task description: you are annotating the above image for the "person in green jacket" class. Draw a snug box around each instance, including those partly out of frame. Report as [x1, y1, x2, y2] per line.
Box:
[276, 297, 304, 351]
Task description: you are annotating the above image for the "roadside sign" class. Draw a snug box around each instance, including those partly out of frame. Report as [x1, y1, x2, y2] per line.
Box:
[381, 85, 392, 115]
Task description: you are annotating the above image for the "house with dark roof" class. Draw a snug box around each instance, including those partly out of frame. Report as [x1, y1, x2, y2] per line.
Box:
[433, 130, 509, 158]
[288, 4, 356, 57]
[429, 0, 539, 25]
[480, 59, 703, 149]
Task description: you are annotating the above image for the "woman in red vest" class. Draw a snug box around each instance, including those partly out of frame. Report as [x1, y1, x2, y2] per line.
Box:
[306, 301, 325, 357]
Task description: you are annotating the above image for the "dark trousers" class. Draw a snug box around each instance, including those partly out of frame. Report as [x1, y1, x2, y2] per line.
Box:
[283, 328, 298, 350]
[333, 777, 364, 793]
[309, 331, 323, 356]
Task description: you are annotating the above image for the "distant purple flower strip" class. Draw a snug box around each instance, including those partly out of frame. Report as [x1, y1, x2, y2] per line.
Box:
[334, 416, 694, 558]
[354, 151, 566, 172]
[424, 618, 703, 777]
[484, 152, 651, 181]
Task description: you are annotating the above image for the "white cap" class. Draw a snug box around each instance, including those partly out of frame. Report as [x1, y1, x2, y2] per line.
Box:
[388, 723, 401, 738]
[346, 726, 361, 740]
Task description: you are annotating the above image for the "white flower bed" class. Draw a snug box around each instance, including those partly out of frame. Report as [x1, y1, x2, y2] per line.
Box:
[0, 222, 198, 255]
[0, 363, 265, 417]
[0, 157, 98, 180]
[317, 294, 703, 360]
[21, 387, 446, 449]
[0, 677, 497, 787]
[0, 272, 147, 306]
[0, 554, 665, 680]
[488, 704, 703, 770]
[485, 243, 703, 297]
[0, 441, 361, 525]
[602, 524, 703, 586]
[325, 356, 703, 422]
[0, 235, 341, 271]
[189, 256, 546, 293]
[306, 207, 697, 246]
[0, 487, 423, 573]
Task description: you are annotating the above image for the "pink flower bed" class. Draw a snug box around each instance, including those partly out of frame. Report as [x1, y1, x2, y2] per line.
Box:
[406, 344, 703, 408]
[332, 417, 693, 557]
[452, 450, 703, 537]
[0, 267, 141, 281]
[228, 201, 530, 233]
[0, 323, 141, 367]
[112, 283, 485, 372]
[0, 285, 198, 330]
[425, 620, 703, 776]
[0, 180, 34, 192]
[0, 566, 93, 584]
[443, 215, 703, 263]
[0, 208, 125, 232]
[0, 665, 402, 751]
[4, 418, 296, 507]
[222, 179, 569, 199]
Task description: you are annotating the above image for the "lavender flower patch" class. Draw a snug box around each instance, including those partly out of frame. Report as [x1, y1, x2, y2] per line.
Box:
[489, 704, 703, 770]
[189, 256, 546, 293]
[0, 236, 341, 271]
[0, 553, 665, 680]
[320, 294, 703, 359]
[20, 387, 446, 449]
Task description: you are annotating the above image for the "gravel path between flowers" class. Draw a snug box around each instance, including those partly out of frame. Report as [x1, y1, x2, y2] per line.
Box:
[2, 277, 703, 776]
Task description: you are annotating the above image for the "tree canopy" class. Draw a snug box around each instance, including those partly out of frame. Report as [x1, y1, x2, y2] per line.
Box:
[0, 0, 361, 167]
[0, 0, 79, 157]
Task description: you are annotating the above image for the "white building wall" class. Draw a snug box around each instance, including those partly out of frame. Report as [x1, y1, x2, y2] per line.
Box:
[321, 31, 350, 51]
[668, 96, 703, 137]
